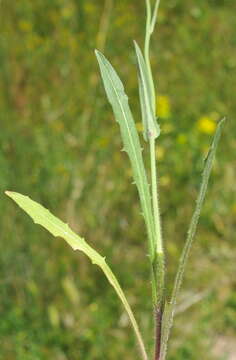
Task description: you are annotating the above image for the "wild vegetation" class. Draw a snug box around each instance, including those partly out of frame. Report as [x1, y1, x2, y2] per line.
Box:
[1, 0, 235, 359]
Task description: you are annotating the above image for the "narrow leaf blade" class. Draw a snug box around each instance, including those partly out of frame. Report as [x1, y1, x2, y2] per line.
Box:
[134, 41, 160, 141]
[95, 49, 156, 259]
[160, 118, 225, 360]
[150, 0, 161, 33]
[6, 191, 148, 360]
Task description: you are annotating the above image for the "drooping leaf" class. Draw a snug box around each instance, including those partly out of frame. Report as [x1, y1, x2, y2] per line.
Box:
[95, 50, 156, 260]
[5, 191, 148, 360]
[160, 118, 225, 360]
[134, 41, 160, 141]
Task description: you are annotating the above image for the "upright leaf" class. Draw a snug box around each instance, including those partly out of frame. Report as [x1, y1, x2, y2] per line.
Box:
[134, 41, 160, 141]
[95, 50, 156, 260]
[6, 191, 148, 360]
[150, 0, 161, 33]
[160, 118, 225, 360]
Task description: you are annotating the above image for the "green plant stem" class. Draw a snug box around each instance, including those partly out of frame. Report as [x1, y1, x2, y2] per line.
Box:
[150, 139, 165, 360]
[150, 137, 165, 304]
[145, 0, 163, 258]
[145, 2, 165, 358]
[154, 306, 163, 360]
[150, 139, 164, 310]
[145, 0, 165, 304]
[150, 138, 163, 254]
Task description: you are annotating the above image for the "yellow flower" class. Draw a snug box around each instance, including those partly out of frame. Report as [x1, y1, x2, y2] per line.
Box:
[197, 116, 216, 134]
[157, 95, 171, 119]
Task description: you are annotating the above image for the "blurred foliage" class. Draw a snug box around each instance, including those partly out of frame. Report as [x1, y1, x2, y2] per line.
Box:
[0, 0, 235, 359]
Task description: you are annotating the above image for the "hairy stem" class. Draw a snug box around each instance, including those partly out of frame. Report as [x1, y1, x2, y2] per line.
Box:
[144, 1, 165, 358]
[145, 0, 165, 297]
[150, 138, 163, 254]
[153, 252, 165, 359]
[154, 306, 163, 360]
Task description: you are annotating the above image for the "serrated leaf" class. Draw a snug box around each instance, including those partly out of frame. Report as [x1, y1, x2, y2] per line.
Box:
[134, 41, 160, 141]
[95, 49, 156, 259]
[6, 191, 148, 360]
[160, 118, 225, 360]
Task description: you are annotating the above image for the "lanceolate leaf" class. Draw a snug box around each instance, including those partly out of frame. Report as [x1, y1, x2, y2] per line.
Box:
[6, 191, 148, 360]
[95, 50, 156, 260]
[134, 41, 160, 141]
[160, 118, 225, 360]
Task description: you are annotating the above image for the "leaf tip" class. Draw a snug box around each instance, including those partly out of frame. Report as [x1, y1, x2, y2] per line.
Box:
[94, 49, 100, 61]
[95, 49, 102, 59]
[219, 116, 226, 126]
[5, 190, 14, 198]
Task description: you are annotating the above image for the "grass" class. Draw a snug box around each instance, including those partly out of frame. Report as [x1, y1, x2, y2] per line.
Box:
[1, 0, 235, 359]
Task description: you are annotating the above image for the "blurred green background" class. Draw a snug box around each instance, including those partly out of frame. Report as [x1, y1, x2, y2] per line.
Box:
[1, 0, 235, 359]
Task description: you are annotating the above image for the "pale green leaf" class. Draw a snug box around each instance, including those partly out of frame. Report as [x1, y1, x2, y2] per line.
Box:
[134, 41, 160, 141]
[95, 49, 156, 260]
[160, 118, 225, 360]
[5, 191, 148, 360]
[150, 0, 161, 33]
[145, 0, 161, 34]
